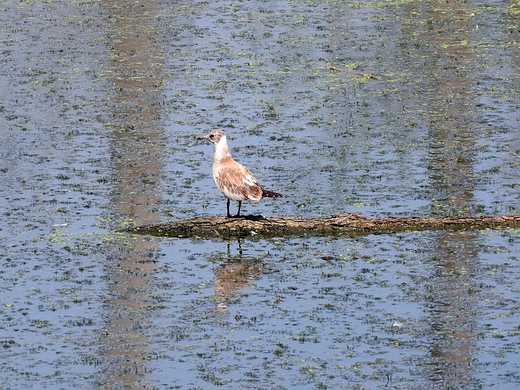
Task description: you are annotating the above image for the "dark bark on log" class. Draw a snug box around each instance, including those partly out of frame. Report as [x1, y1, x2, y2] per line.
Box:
[126, 213, 520, 239]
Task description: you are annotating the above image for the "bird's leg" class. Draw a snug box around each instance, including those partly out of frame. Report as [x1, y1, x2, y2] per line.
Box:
[226, 199, 232, 218]
[235, 201, 242, 217]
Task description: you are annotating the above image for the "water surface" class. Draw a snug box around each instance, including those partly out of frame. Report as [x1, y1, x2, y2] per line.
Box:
[0, 0, 519, 388]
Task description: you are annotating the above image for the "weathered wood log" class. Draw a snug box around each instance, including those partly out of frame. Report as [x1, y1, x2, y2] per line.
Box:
[126, 213, 520, 239]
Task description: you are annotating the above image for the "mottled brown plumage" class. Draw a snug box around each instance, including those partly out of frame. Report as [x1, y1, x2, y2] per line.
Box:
[198, 129, 282, 217]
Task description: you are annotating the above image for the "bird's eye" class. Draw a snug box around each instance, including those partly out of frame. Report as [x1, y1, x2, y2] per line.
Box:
[209, 134, 215, 138]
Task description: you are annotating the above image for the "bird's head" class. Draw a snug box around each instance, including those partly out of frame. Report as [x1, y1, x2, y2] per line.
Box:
[198, 129, 225, 144]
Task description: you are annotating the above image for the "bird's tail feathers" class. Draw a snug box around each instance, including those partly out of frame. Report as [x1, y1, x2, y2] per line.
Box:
[262, 189, 283, 198]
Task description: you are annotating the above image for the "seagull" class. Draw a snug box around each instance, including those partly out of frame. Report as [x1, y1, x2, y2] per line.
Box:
[198, 129, 283, 217]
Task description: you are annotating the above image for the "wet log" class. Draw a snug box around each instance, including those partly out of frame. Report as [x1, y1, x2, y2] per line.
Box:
[127, 213, 520, 239]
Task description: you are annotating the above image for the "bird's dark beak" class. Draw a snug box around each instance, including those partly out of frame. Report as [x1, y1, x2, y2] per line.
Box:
[198, 133, 210, 141]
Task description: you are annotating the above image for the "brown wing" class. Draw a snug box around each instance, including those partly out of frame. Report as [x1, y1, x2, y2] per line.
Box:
[213, 161, 263, 201]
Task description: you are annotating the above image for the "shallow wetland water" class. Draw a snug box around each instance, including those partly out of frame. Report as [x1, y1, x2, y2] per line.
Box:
[1, 0, 519, 389]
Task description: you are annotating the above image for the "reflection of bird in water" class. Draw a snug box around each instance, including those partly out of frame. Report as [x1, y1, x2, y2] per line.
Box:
[214, 259, 262, 305]
[198, 129, 282, 217]
[212, 240, 262, 319]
